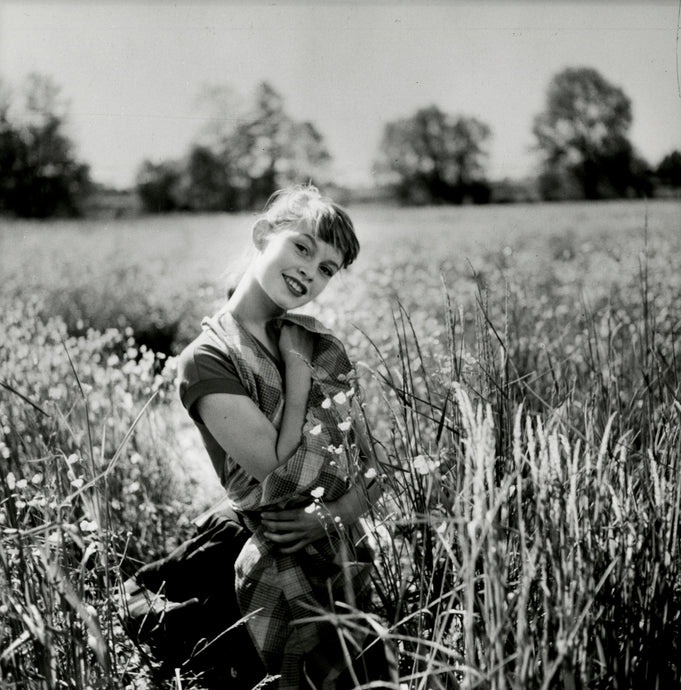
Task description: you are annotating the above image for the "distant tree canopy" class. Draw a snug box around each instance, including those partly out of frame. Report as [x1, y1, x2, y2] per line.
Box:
[533, 67, 651, 200]
[656, 150, 681, 188]
[0, 74, 91, 218]
[375, 106, 492, 205]
[136, 82, 331, 213]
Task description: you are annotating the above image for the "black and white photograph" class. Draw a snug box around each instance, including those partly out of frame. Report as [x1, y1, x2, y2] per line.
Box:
[1, 1, 680, 688]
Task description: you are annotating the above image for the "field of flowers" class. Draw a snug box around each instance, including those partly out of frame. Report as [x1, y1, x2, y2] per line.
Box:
[1, 199, 680, 688]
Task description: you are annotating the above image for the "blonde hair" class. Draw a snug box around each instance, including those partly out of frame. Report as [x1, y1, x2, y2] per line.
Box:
[262, 184, 359, 268]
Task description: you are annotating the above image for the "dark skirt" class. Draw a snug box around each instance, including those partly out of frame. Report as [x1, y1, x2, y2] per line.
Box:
[123, 514, 267, 688]
[123, 514, 397, 689]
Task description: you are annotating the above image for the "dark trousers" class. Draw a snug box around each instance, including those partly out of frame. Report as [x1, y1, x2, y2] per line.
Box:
[125, 514, 266, 689]
[125, 514, 397, 689]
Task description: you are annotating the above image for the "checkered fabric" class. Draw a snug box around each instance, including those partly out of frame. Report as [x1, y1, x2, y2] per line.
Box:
[202, 310, 374, 689]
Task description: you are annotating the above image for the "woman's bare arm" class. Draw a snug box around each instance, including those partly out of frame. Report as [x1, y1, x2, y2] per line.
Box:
[262, 401, 388, 553]
[197, 323, 313, 482]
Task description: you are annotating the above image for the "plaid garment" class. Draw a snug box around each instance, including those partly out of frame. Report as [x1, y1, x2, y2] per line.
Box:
[202, 310, 375, 689]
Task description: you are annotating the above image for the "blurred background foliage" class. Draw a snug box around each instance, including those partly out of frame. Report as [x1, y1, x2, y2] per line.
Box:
[0, 74, 92, 218]
[0, 67, 679, 219]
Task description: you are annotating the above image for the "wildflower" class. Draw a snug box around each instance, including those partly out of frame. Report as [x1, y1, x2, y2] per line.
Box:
[70, 477, 84, 489]
[311, 486, 325, 499]
[321, 398, 332, 409]
[6, 472, 16, 490]
[79, 519, 98, 532]
[85, 605, 99, 619]
[413, 455, 437, 475]
[31, 473, 43, 485]
[364, 467, 377, 480]
[309, 423, 323, 436]
[337, 420, 352, 432]
[16, 478, 28, 490]
[333, 391, 347, 405]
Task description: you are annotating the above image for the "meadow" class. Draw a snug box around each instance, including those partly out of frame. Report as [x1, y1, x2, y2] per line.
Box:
[1, 199, 680, 688]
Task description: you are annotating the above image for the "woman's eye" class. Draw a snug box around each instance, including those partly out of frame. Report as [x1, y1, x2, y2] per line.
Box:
[295, 243, 309, 255]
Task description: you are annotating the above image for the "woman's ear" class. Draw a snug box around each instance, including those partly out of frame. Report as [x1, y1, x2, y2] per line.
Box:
[252, 219, 272, 250]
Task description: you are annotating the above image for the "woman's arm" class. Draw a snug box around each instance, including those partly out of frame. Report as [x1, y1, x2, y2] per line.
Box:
[197, 323, 314, 482]
[262, 402, 388, 553]
[260, 478, 384, 554]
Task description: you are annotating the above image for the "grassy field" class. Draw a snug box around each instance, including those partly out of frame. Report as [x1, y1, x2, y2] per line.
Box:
[1, 199, 681, 688]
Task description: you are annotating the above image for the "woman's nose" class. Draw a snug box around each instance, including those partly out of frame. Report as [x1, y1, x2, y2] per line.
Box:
[297, 266, 312, 282]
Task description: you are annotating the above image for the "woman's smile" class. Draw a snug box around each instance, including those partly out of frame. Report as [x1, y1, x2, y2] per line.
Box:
[283, 273, 308, 297]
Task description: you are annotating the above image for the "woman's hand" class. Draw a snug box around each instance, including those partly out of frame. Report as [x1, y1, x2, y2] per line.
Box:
[275, 323, 315, 463]
[261, 503, 341, 554]
[278, 323, 314, 369]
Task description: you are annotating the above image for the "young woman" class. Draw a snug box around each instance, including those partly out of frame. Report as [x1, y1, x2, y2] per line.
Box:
[126, 185, 392, 689]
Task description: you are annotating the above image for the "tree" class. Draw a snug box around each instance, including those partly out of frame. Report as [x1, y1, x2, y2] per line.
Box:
[179, 145, 235, 211]
[0, 74, 91, 217]
[375, 106, 492, 205]
[135, 159, 182, 213]
[656, 150, 681, 188]
[136, 81, 332, 213]
[224, 82, 331, 208]
[533, 67, 651, 200]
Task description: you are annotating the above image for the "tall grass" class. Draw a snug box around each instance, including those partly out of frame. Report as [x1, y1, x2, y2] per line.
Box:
[1, 202, 680, 687]
[358, 284, 680, 688]
[350, 208, 681, 687]
[0, 299, 201, 688]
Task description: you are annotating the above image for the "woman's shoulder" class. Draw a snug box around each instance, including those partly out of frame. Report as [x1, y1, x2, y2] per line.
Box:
[279, 312, 335, 337]
[177, 319, 237, 376]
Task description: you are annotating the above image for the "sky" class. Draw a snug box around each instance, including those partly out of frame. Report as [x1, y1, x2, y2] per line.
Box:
[0, 0, 679, 189]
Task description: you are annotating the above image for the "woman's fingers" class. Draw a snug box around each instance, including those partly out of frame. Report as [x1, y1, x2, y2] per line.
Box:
[263, 530, 314, 554]
[262, 509, 303, 522]
[263, 530, 304, 544]
[262, 518, 305, 533]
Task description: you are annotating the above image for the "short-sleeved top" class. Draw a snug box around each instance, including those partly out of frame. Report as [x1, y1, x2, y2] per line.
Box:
[178, 335, 248, 422]
[176, 323, 284, 489]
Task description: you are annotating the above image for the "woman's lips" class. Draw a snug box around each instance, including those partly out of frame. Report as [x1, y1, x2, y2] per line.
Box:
[283, 274, 307, 296]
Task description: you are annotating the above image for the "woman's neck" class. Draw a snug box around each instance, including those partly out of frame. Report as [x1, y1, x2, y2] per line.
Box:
[226, 271, 284, 331]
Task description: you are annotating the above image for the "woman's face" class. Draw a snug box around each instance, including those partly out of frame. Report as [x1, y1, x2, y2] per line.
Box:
[252, 222, 344, 312]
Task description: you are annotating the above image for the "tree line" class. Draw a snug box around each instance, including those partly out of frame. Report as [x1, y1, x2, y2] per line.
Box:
[1, 68, 680, 218]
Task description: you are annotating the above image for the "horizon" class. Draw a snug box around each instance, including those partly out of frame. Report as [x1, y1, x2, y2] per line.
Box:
[1, 0, 680, 189]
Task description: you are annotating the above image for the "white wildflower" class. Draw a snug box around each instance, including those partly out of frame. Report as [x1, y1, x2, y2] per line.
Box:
[79, 519, 98, 532]
[413, 455, 436, 475]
